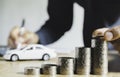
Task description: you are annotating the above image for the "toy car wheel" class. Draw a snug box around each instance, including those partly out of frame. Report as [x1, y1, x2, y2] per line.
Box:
[11, 54, 19, 61]
[42, 54, 50, 61]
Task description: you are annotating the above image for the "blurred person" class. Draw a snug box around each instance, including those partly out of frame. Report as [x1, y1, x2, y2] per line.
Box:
[8, 0, 120, 52]
[8, 26, 39, 48]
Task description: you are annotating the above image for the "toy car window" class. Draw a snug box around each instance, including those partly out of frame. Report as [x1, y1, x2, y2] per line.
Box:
[20, 46, 26, 50]
[26, 47, 33, 50]
[36, 47, 42, 49]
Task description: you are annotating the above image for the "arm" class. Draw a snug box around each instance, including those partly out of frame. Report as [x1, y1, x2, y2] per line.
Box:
[36, 0, 74, 45]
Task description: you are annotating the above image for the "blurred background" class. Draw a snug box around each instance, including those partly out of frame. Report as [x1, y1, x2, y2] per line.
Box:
[0, 0, 84, 52]
[1, 0, 120, 72]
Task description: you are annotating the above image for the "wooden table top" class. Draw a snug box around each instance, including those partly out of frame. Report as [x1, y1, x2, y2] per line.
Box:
[0, 51, 120, 77]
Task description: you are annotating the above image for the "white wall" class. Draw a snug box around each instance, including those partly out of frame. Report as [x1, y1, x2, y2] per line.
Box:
[47, 3, 84, 52]
[0, 0, 49, 45]
[0, 0, 84, 52]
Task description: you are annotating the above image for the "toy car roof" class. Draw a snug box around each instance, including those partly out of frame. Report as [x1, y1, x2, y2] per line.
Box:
[25, 44, 48, 49]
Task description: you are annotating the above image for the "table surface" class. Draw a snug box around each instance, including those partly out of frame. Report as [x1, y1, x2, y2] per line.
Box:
[0, 51, 120, 77]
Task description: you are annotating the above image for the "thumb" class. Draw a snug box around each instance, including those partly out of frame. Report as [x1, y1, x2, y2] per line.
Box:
[104, 26, 120, 41]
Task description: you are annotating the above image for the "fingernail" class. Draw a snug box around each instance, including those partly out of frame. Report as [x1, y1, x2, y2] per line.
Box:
[105, 32, 113, 41]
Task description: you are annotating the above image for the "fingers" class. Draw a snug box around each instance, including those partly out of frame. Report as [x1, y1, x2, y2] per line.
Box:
[104, 26, 120, 41]
[8, 26, 20, 48]
[10, 26, 20, 39]
[8, 26, 39, 48]
[92, 28, 109, 37]
[93, 26, 120, 41]
[22, 31, 39, 44]
[8, 36, 16, 48]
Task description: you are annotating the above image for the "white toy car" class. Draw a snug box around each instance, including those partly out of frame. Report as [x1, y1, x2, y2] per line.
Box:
[3, 44, 57, 61]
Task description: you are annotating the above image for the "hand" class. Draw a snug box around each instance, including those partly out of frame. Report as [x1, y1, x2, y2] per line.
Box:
[8, 26, 39, 49]
[93, 26, 120, 52]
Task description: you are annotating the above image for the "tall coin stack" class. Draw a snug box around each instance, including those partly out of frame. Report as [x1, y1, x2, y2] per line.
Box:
[91, 36, 108, 75]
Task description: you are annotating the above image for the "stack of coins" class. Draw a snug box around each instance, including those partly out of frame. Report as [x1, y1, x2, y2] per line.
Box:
[75, 47, 91, 75]
[42, 64, 57, 76]
[24, 66, 40, 75]
[91, 36, 108, 75]
[59, 57, 74, 75]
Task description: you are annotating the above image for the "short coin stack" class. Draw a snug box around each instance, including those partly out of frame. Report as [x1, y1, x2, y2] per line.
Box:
[24, 67, 40, 75]
[59, 57, 74, 75]
[42, 64, 57, 76]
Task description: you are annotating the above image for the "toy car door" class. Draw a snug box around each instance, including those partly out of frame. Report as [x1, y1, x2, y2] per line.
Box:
[22, 46, 35, 59]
